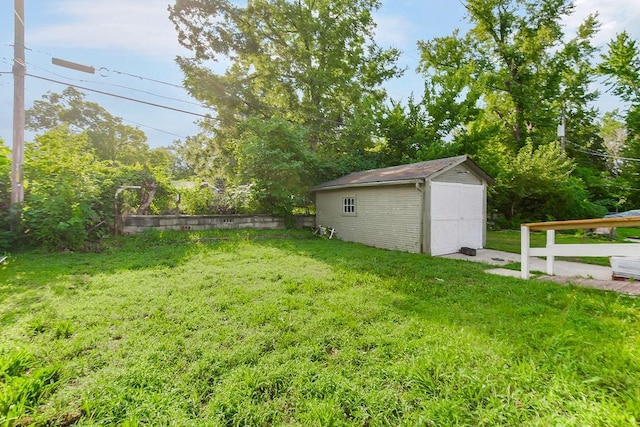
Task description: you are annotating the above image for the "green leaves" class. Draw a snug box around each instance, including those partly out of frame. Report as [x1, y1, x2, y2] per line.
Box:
[414, 0, 608, 221]
[418, 0, 599, 152]
[17, 88, 182, 249]
[26, 87, 152, 165]
[22, 126, 100, 250]
[490, 142, 606, 223]
[600, 32, 640, 103]
[374, 99, 463, 166]
[19, 126, 174, 249]
[170, 0, 401, 200]
[599, 32, 640, 209]
[233, 117, 315, 216]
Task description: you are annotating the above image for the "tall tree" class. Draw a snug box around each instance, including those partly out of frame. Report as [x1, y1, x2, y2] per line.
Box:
[169, 0, 402, 185]
[26, 87, 152, 165]
[414, 0, 608, 222]
[599, 32, 640, 209]
[417, 29, 483, 154]
[418, 0, 602, 157]
[599, 32, 640, 108]
[375, 98, 463, 167]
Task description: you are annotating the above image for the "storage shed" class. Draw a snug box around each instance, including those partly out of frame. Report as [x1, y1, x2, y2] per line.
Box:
[310, 155, 494, 255]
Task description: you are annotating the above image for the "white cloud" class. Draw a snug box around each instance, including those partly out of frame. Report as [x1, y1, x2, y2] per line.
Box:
[28, 0, 187, 58]
[568, 0, 640, 47]
[373, 13, 413, 49]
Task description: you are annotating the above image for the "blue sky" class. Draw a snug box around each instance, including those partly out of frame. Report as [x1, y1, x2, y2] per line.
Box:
[1, 0, 640, 149]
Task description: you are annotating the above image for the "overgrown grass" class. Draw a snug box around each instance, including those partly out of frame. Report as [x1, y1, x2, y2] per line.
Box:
[487, 229, 640, 266]
[1, 229, 639, 425]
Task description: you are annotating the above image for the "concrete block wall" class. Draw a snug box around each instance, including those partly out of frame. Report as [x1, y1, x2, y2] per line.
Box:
[120, 214, 316, 234]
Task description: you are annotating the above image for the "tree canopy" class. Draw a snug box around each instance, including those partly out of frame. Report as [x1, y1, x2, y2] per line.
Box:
[163, 0, 640, 222]
[169, 0, 402, 207]
[398, 0, 619, 221]
[599, 31, 640, 208]
[27, 87, 155, 166]
[417, 0, 602, 155]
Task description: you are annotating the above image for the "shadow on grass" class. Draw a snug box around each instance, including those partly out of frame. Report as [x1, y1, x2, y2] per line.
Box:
[0, 229, 298, 307]
[4, 230, 632, 339]
[2, 230, 635, 356]
[253, 236, 637, 356]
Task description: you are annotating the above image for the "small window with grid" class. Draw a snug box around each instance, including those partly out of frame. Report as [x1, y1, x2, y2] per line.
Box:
[343, 197, 356, 216]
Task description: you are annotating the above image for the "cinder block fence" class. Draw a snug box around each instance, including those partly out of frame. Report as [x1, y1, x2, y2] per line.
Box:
[119, 215, 316, 234]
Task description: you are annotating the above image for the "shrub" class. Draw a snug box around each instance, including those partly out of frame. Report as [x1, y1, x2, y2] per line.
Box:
[178, 184, 256, 215]
[489, 142, 606, 225]
[22, 127, 100, 250]
[0, 141, 14, 251]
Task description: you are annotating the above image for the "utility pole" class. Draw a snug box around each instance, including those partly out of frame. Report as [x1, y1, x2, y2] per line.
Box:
[11, 0, 25, 206]
[558, 104, 566, 152]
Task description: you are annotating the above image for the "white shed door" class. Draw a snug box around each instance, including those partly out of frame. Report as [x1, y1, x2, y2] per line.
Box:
[430, 182, 484, 256]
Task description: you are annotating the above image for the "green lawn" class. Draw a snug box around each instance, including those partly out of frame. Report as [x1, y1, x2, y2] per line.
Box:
[1, 230, 640, 425]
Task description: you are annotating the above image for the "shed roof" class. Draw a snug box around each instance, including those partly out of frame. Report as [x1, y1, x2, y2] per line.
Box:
[311, 155, 494, 192]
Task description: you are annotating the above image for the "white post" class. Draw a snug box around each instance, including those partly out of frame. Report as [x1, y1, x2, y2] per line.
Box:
[521, 225, 530, 279]
[546, 229, 555, 275]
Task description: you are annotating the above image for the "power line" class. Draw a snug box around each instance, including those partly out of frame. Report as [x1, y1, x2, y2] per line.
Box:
[15, 45, 370, 128]
[17, 43, 191, 92]
[24, 74, 336, 147]
[120, 118, 187, 140]
[21, 73, 327, 147]
[24, 73, 334, 148]
[26, 61, 210, 110]
[108, 68, 186, 90]
[3, 55, 199, 139]
[567, 140, 640, 163]
[102, 68, 348, 128]
[26, 73, 219, 121]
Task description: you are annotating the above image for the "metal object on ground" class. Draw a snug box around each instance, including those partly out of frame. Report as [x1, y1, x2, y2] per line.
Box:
[460, 247, 477, 256]
[610, 257, 640, 280]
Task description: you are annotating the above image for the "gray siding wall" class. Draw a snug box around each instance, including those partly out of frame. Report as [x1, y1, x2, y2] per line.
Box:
[432, 164, 482, 185]
[315, 185, 423, 253]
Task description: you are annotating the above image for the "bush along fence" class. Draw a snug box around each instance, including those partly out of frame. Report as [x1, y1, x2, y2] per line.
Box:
[119, 214, 316, 234]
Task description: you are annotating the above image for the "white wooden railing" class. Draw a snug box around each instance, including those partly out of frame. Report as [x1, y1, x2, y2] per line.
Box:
[520, 216, 640, 279]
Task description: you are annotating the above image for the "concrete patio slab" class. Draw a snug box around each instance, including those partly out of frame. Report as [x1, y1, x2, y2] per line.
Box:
[441, 249, 640, 295]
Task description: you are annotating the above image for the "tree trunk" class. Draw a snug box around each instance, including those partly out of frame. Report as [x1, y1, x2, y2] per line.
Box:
[137, 182, 157, 215]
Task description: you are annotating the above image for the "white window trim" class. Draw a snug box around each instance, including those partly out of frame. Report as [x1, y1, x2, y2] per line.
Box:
[342, 196, 356, 216]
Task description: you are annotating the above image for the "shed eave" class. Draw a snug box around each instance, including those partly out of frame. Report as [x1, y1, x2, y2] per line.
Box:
[311, 178, 423, 192]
